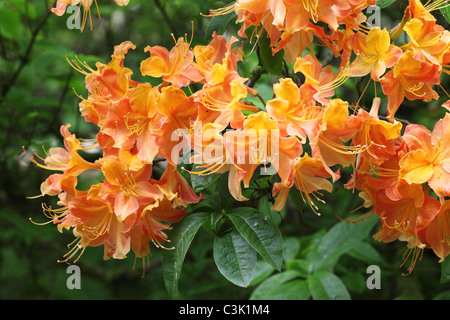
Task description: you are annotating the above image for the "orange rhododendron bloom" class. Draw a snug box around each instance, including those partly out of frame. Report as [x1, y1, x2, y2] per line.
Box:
[130, 197, 186, 259]
[403, 18, 450, 66]
[380, 50, 441, 121]
[221, 111, 302, 201]
[273, 154, 338, 214]
[140, 37, 203, 88]
[266, 77, 323, 142]
[98, 156, 161, 222]
[294, 53, 350, 105]
[399, 113, 450, 198]
[423, 200, 450, 262]
[350, 27, 402, 81]
[24, 124, 101, 197]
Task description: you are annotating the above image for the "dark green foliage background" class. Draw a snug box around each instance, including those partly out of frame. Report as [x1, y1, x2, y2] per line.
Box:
[1, 0, 449, 300]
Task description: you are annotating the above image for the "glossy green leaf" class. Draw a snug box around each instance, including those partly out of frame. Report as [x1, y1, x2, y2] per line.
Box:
[162, 212, 209, 299]
[311, 217, 379, 271]
[205, 3, 236, 39]
[308, 271, 351, 300]
[228, 207, 283, 270]
[213, 230, 257, 287]
[190, 170, 220, 193]
[440, 5, 450, 24]
[258, 31, 285, 75]
[283, 237, 301, 263]
[250, 270, 308, 300]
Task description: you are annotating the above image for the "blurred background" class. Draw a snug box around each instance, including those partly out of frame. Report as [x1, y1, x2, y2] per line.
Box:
[1, 0, 449, 300]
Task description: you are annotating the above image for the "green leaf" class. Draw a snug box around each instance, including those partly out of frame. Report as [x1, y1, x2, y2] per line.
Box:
[376, 0, 397, 9]
[310, 217, 379, 271]
[258, 31, 285, 75]
[285, 259, 313, 278]
[227, 207, 283, 271]
[441, 256, 450, 284]
[250, 270, 308, 300]
[248, 260, 275, 287]
[216, 172, 234, 211]
[162, 212, 209, 299]
[213, 229, 257, 287]
[205, 6, 236, 39]
[308, 271, 351, 300]
[347, 242, 385, 266]
[282, 237, 301, 263]
[190, 171, 220, 193]
[440, 5, 450, 24]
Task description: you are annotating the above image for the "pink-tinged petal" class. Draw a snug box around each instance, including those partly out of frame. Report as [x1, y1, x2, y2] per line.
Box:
[136, 181, 162, 205]
[114, 192, 139, 221]
[228, 166, 248, 201]
[105, 217, 131, 260]
[443, 100, 450, 112]
[113, 0, 130, 5]
[429, 166, 450, 198]
[403, 124, 433, 154]
[349, 57, 373, 78]
[40, 174, 63, 197]
[51, 0, 71, 16]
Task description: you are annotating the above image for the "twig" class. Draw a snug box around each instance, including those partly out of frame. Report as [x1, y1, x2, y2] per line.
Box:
[245, 65, 266, 88]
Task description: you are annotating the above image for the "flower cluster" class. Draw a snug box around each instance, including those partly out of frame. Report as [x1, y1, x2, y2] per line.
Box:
[28, 0, 450, 272]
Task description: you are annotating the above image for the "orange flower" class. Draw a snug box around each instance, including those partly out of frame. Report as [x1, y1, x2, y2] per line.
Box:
[347, 98, 403, 165]
[403, 18, 450, 65]
[24, 124, 101, 195]
[140, 37, 203, 88]
[71, 41, 137, 127]
[309, 98, 357, 177]
[423, 200, 450, 262]
[102, 83, 165, 164]
[154, 86, 199, 165]
[194, 68, 257, 129]
[380, 50, 441, 121]
[99, 156, 162, 221]
[349, 27, 402, 81]
[273, 154, 337, 215]
[373, 181, 440, 242]
[155, 163, 202, 207]
[130, 198, 186, 258]
[294, 53, 350, 105]
[399, 113, 450, 198]
[69, 183, 132, 260]
[192, 32, 242, 82]
[266, 77, 323, 142]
